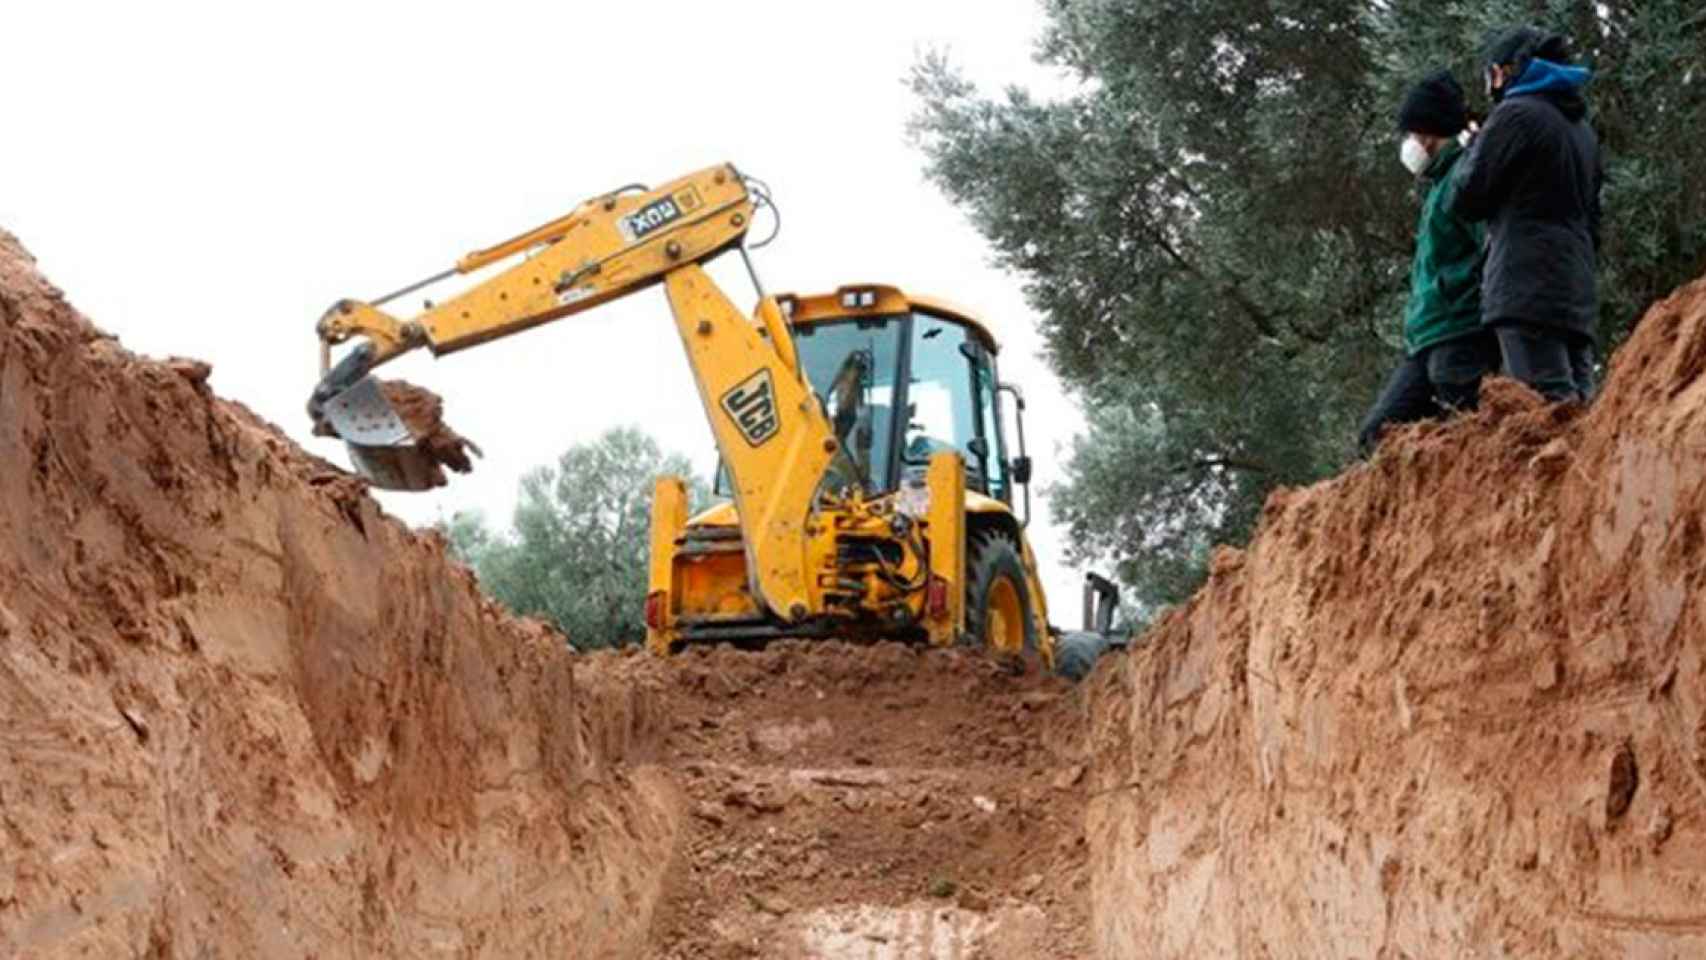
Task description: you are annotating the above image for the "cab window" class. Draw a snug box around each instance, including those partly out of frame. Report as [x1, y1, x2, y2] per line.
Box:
[794, 318, 903, 491]
[904, 312, 999, 496]
[974, 355, 1008, 502]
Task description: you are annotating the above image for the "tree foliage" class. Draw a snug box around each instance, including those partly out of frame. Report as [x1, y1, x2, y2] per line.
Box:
[911, 0, 1706, 611]
[444, 427, 710, 649]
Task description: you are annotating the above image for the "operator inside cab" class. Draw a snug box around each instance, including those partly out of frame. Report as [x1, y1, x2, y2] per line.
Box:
[787, 300, 1010, 503]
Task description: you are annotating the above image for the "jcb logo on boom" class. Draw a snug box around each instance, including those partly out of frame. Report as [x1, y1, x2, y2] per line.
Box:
[721, 370, 779, 447]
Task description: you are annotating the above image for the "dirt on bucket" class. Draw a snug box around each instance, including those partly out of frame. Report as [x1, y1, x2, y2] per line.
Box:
[378, 378, 480, 484]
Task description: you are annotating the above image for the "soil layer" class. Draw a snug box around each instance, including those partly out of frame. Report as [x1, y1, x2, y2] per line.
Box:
[617, 641, 1094, 959]
[0, 232, 678, 958]
[9, 224, 1706, 959]
[1083, 280, 1706, 957]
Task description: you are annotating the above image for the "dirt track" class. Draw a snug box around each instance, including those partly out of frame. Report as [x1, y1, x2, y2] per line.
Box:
[4, 225, 1706, 959]
[617, 642, 1092, 958]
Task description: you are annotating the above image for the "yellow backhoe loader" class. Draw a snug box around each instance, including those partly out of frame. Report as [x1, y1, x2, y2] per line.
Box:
[307, 163, 1122, 670]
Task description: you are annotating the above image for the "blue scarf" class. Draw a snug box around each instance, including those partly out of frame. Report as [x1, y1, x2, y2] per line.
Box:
[1505, 58, 1593, 99]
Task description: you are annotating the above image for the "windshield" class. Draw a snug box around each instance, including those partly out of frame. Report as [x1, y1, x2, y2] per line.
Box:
[794, 318, 903, 490]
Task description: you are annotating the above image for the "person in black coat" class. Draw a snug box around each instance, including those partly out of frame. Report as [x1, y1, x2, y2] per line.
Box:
[1450, 26, 1603, 403]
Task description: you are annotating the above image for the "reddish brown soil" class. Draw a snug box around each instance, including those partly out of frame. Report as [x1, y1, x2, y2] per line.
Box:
[610, 641, 1094, 959]
[9, 220, 1706, 960]
[0, 231, 1091, 959]
[377, 379, 478, 482]
[1084, 279, 1706, 956]
[0, 232, 678, 958]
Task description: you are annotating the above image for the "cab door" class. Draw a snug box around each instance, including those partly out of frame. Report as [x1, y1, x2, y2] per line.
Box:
[900, 311, 1007, 501]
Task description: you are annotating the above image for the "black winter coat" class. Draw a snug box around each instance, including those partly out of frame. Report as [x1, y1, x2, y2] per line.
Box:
[1450, 62, 1603, 340]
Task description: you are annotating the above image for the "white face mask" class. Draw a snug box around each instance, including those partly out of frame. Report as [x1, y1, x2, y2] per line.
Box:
[1400, 135, 1431, 176]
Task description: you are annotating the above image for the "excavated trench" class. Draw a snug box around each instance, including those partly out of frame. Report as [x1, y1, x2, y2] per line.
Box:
[615, 641, 1095, 959]
[3, 226, 1705, 959]
[0, 231, 1093, 959]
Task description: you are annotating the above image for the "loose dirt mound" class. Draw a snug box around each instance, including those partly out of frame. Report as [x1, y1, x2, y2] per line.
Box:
[607, 641, 1094, 959]
[1084, 279, 1706, 956]
[0, 232, 679, 957]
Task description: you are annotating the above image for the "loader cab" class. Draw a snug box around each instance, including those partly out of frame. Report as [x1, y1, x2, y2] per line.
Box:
[777, 285, 1028, 507]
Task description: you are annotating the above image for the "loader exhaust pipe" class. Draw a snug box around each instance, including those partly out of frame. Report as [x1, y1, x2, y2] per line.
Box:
[1082, 572, 1119, 634]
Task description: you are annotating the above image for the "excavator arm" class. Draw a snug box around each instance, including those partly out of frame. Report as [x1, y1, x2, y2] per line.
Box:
[309, 163, 838, 623]
[313, 164, 760, 399]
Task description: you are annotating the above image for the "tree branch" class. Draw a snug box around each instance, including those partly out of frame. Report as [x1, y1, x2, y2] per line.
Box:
[1128, 208, 1289, 342]
[1174, 455, 1271, 475]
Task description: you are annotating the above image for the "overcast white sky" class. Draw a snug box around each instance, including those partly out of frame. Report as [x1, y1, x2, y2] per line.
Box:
[2, 1, 1099, 626]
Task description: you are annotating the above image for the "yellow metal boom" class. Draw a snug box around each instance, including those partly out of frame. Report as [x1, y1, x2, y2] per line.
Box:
[310, 163, 842, 624]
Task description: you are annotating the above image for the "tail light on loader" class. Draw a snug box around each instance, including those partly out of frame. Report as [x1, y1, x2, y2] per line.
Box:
[644, 591, 667, 630]
[926, 576, 950, 620]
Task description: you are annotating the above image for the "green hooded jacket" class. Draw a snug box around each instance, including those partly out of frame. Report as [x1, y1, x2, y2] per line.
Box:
[1403, 142, 1484, 355]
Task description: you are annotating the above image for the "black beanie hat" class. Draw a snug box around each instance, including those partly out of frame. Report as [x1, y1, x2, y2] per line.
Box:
[1396, 69, 1467, 137]
[1482, 26, 1571, 68]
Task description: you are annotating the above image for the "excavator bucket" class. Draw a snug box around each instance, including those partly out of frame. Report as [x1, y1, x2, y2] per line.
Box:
[315, 375, 479, 491]
[317, 376, 442, 491]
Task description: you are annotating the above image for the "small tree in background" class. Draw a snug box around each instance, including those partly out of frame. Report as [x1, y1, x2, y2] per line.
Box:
[445, 427, 711, 649]
[912, 0, 1706, 611]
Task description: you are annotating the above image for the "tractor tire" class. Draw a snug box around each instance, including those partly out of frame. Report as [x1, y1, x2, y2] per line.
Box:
[964, 528, 1038, 657]
[1053, 630, 1113, 682]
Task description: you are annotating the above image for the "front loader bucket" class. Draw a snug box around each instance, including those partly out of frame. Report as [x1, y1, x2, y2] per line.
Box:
[317, 376, 446, 491]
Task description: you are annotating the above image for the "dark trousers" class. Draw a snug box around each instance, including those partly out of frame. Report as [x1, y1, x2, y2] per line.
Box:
[1493, 321, 1597, 403]
[1358, 332, 1500, 455]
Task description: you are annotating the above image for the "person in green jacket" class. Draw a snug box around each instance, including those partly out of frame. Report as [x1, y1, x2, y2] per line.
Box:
[1358, 69, 1501, 456]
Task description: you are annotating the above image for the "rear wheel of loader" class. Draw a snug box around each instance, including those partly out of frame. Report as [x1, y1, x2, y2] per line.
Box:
[965, 528, 1037, 659]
